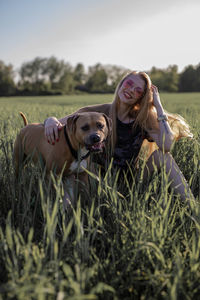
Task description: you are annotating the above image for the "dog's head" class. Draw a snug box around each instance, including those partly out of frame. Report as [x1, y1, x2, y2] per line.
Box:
[67, 112, 112, 152]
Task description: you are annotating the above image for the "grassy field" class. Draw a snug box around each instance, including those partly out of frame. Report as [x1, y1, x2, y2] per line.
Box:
[0, 93, 200, 299]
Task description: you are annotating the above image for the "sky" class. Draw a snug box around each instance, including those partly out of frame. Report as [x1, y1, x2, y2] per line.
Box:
[1, 0, 200, 74]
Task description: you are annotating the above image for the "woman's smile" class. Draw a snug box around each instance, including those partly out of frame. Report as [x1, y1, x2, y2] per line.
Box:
[123, 91, 132, 99]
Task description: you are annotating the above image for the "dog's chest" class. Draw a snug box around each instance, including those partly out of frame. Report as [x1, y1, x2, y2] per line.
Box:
[69, 147, 89, 173]
[69, 159, 87, 173]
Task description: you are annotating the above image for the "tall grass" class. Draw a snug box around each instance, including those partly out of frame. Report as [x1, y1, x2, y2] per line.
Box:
[0, 94, 200, 299]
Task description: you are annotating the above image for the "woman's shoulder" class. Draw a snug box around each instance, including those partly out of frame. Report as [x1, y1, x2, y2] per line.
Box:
[77, 103, 111, 115]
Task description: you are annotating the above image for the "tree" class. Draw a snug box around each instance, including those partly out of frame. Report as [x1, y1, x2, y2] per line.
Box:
[73, 63, 85, 84]
[20, 57, 47, 83]
[85, 64, 108, 93]
[73, 63, 87, 92]
[149, 65, 179, 92]
[57, 71, 75, 94]
[18, 57, 74, 95]
[104, 64, 129, 92]
[49, 61, 74, 94]
[179, 64, 200, 92]
[42, 57, 71, 90]
[0, 61, 16, 96]
[163, 65, 179, 92]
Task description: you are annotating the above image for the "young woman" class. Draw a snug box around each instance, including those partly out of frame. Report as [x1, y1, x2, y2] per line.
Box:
[44, 71, 194, 201]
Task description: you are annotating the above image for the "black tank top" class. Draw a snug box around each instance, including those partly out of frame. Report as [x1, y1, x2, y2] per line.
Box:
[113, 118, 152, 169]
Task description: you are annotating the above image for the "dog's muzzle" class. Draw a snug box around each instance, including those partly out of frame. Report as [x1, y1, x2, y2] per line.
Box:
[85, 133, 105, 152]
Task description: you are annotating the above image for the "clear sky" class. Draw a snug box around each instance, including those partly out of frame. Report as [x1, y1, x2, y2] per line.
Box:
[1, 0, 200, 73]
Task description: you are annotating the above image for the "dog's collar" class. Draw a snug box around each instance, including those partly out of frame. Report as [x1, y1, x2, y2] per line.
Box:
[64, 125, 90, 161]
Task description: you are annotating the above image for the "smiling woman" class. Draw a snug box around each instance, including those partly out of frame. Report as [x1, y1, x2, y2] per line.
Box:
[43, 70, 195, 204]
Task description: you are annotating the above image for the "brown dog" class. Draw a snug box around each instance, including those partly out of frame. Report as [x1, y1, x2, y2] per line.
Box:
[14, 111, 112, 207]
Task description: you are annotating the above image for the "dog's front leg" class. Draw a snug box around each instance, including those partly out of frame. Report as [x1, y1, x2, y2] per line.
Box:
[77, 171, 88, 187]
[62, 175, 76, 210]
[75, 171, 90, 205]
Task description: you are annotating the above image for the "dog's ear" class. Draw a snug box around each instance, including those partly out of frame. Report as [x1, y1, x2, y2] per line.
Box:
[102, 114, 112, 136]
[67, 114, 79, 134]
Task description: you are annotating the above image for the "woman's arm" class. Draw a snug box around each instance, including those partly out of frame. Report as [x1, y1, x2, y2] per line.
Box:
[44, 103, 110, 144]
[44, 110, 86, 144]
[147, 86, 174, 152]
[44, 107, 89, 144]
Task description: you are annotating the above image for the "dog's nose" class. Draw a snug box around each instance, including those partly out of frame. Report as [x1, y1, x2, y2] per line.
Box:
[90, 134, 101, 144]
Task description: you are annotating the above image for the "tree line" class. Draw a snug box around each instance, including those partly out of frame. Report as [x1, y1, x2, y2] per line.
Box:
[0, 56, 200, 96]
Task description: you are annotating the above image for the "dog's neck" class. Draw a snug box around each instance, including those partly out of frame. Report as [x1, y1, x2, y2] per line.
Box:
[63, 125, 90, 161]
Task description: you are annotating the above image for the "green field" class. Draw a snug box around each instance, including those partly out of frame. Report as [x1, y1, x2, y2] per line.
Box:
[0, 93, 200, 299]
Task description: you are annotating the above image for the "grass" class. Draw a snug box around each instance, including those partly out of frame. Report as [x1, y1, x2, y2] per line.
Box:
[0, 93, 200, 299]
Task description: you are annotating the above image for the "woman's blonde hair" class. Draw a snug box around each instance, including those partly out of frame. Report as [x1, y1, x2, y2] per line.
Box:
[109, 71, 193, 150]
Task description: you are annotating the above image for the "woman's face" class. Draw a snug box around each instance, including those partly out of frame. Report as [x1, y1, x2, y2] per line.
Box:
[118, 74, 145, 105]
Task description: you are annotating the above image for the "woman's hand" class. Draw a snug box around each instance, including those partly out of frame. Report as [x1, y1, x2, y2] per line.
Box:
[44, 117, 63, 144]
[151, 85, 164, 115]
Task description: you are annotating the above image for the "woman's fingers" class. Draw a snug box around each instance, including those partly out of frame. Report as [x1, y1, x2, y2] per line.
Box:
[151, 85, 162, 109]
[45, 127, 53, 144]
[151, 84, 158, 93]
[54, 123, 63, 142]
[44, 117, 62, 144]
[48, 127, 56, 144]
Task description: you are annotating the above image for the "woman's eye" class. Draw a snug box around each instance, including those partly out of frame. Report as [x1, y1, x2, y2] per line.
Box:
[135, 87, 143, 95]
[127, 80, 133, 86]
[81, 124, 90, 131]
[123, 79, 134, 88]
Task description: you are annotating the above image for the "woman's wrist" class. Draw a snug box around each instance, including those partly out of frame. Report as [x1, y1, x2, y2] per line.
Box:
[157, 114, 168, 122]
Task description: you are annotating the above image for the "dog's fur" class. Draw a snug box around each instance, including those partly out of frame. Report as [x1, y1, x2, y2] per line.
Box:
[14, 111, 112, 206]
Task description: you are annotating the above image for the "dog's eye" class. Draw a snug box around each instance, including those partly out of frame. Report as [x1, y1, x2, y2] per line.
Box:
[81, 124, 90, 131]
[96, 122, 104, 130]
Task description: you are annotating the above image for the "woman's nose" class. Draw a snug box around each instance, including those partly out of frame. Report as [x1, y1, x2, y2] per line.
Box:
[129, 86, 135, 93]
